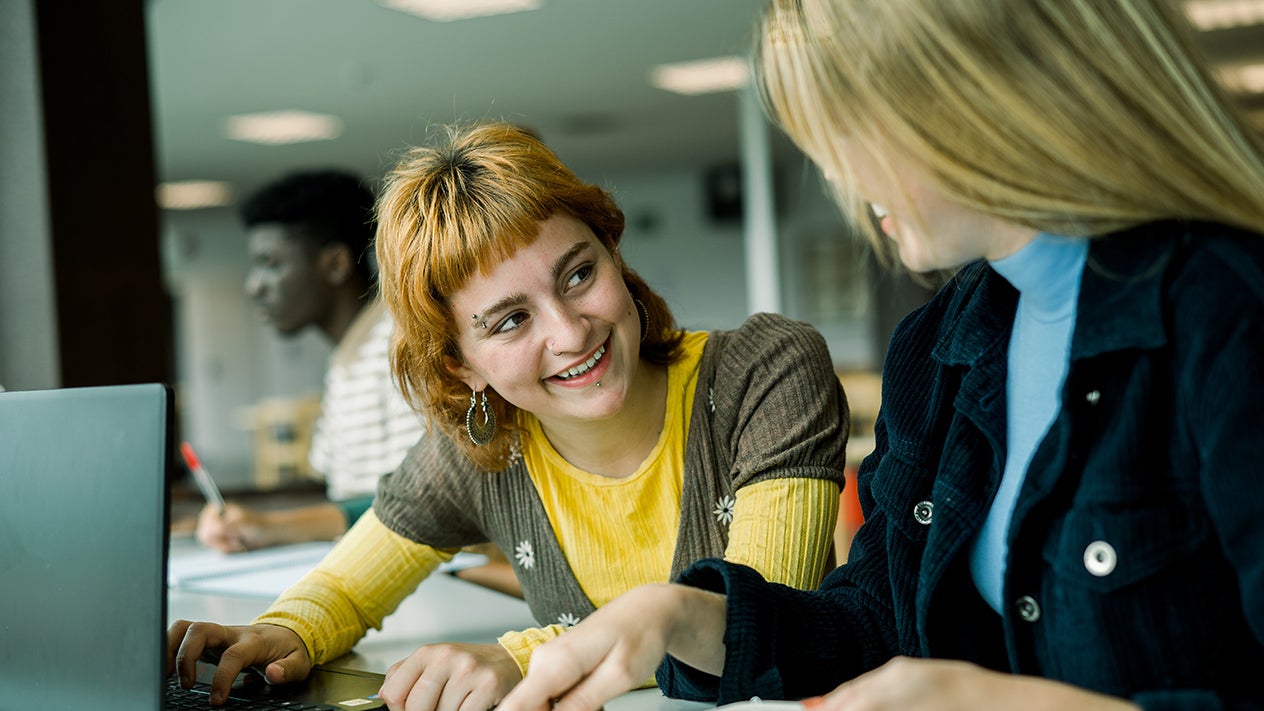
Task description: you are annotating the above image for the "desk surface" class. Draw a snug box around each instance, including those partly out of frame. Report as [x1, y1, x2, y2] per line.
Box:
[168, 535, 709, 711]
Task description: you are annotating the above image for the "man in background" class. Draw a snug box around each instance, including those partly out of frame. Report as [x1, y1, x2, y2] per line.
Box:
[195, 169, 419, 551]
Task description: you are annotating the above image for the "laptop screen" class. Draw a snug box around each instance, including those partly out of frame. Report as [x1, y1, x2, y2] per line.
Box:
[0, 383, 172, 709]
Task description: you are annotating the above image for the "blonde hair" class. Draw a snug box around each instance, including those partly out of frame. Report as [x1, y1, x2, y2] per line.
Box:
[756, 0, 1264, 259]
[375, 122, 684, 471]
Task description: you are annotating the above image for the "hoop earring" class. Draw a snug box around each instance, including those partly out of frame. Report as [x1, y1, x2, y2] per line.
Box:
[465, 389, 497, 446]
[635, 299, 649, 343]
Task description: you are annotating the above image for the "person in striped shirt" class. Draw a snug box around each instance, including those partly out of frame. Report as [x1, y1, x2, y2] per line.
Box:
[194, 170, 422, 552]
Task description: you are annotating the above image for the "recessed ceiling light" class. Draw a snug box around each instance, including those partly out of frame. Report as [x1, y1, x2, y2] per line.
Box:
[379, 0, 541, 22]
[224, 110, 343, 145]
[1185, 0, 1264, 30]
[650, 56, 750, 96]
[155, 181, 234, 210]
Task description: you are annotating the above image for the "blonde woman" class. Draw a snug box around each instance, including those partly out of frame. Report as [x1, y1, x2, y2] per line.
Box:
[167, 122, 850, 709]
[499, 0, 1264, 709]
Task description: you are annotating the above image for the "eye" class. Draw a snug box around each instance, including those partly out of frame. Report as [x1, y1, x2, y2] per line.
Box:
[492, 311, 529, 335]
[565, 263, 594, 290]
[252, 254, 282, 271]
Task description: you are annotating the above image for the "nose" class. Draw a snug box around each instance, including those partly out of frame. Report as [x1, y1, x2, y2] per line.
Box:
[243, 270, 263, 299]
[544, 303, 590, 356]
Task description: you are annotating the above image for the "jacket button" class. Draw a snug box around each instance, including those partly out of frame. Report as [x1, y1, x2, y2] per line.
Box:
[912, 500, 934, 525]
[1085, 389, 1101, 405]
[1015, 595, 1041, 622]
[1083, 540, 1117, 576]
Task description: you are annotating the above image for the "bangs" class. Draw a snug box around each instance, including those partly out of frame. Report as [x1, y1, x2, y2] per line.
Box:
[419, 205, 550, 304]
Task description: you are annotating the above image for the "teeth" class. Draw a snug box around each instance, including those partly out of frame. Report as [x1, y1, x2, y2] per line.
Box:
[555, 344, 605, 380]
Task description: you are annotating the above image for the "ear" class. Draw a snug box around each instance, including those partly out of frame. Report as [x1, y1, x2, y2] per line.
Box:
[317, 244, 355, 286]
[445, 354, 487, 393]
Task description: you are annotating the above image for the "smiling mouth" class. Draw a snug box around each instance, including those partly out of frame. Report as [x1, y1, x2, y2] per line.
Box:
[553, 343, 606, 380]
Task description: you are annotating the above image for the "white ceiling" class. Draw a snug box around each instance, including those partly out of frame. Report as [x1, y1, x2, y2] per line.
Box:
[145, 0, 779, 200]
[145, 0, 1264, 204]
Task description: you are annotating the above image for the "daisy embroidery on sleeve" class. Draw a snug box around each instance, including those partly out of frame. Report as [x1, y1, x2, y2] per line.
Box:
[713, 495, 735, 526]
[514, 540, 535, 570]
[557, 612, 581, 628]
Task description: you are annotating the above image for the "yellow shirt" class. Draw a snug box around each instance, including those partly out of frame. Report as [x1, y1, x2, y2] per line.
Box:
[255, 332, 840, 677]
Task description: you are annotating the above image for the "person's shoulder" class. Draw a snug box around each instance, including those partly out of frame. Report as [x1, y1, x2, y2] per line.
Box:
[1173, 221, 1264, 295]
[702, 313, 834, 388]
[1105, 221, 1264, 303]
[717, 312, 830, 358]
[726, 311, 825, 340]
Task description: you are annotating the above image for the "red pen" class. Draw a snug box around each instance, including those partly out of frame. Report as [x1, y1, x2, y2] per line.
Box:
[179, 441, 252, 552]
[179, 441, 226, 513]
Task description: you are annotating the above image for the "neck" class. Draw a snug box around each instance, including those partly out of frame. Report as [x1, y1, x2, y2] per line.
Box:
[983, 223, 1041, 262]
[539, 359, 669, 479]
[320, 287, 372, 344]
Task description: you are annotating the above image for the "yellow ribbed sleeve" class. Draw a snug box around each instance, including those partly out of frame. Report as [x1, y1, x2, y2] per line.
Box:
[724, 476, 839, 588]
[497, 623, 567, 672]
[252, 509, 455, 664]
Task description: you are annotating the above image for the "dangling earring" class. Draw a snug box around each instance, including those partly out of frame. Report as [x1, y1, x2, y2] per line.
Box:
[634, 299, 649, 343]
[465, 389, 497, 446]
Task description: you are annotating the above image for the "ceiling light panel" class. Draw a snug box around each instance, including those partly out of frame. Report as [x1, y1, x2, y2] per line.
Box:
[651, 56, 749, 96]
[379, 0, 542, 22]
[156, 181, 234, 210]
[224, 110, 343, 145]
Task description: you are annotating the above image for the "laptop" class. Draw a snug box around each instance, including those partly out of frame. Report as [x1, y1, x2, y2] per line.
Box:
[0, 383, 385, 709]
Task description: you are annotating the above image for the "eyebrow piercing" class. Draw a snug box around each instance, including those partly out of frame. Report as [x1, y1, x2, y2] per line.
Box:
[471, 314, 487, 330]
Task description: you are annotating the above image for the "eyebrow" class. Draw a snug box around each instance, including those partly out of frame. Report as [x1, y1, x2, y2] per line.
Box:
[473, 239, 593, 327]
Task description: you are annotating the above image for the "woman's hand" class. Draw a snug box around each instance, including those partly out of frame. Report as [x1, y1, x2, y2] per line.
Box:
[804, 657, 1139, 711]
[167, 619, 312, 706]
[378, 642, 523, 711]
[499, 583, 728, 711]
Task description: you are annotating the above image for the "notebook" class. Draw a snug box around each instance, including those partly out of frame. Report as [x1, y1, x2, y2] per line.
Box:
[0, 383, 386, 710]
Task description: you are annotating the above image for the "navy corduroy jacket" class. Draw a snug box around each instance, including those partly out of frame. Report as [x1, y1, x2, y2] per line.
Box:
[661, 221, 1264, 710]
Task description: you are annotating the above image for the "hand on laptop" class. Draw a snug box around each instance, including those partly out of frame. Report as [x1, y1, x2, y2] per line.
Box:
[377, 642, 522, 711]
[168, 619, 312, 706]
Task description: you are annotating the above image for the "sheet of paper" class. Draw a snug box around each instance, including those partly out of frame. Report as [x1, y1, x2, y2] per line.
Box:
[167, 541, 335, 587]
[170, 543, 490, 598]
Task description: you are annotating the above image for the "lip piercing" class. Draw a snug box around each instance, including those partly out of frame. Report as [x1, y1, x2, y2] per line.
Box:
[595, 381, 602, 387]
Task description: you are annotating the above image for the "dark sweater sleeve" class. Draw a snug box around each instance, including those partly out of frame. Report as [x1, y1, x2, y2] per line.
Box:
[372, 432, 488, 547]
[657, 554, 898, 703]
[719, 313, 850, 490]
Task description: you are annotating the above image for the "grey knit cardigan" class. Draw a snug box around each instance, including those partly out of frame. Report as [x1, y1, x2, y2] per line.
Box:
[374, 312, 850, 629]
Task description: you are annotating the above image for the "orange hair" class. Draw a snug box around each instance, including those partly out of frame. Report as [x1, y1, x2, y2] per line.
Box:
[375, 122, 684, 471]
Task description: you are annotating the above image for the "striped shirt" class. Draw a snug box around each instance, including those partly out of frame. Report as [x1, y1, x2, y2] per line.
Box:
[308, 299, 425, 501]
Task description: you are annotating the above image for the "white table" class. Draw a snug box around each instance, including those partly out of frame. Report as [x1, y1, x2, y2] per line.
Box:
[168, 535, 709, 711]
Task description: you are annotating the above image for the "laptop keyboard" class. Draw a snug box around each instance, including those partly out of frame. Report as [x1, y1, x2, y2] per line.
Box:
[164, 677, 345, 710]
